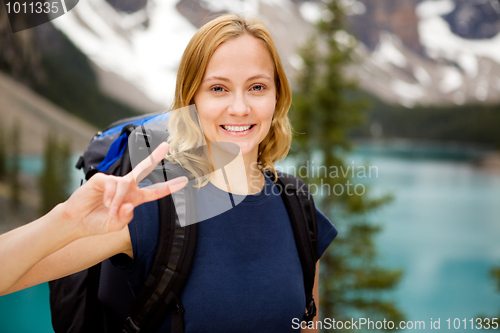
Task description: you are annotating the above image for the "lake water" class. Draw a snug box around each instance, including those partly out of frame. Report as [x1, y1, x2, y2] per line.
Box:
[353, 146, 500, 331]
[1, 145, 499, 331]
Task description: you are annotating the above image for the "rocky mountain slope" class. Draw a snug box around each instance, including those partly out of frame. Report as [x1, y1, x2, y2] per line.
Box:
[0, 71, 97, 155]
[2, 0, 500, 115]
[39, 0, 500, 110]
[349, 0, 500, 107]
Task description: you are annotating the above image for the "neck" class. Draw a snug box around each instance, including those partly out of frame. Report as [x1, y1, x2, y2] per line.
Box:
[243, 151, 265, 194]
[207, 145, 265, 195]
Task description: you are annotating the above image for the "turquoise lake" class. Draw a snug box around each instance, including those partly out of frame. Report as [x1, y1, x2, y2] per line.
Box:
[354, 147, 500, 330]
[0, 145, 499, 332]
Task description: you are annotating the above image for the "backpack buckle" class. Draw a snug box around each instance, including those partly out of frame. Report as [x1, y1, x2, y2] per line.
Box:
[75, 155, 85, 170]
[121, 124, 138, 136]
[123, 317, 141, 333]
[303, 298, 317, 322]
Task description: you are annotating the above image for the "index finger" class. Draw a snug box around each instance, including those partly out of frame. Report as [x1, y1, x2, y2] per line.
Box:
[129, 142, 169, 184]
[137, 176, 189, 204]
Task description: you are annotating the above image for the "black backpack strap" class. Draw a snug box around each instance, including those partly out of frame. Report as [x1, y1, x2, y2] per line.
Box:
[118, 124, 137, 176]
[123, 169, 198, 333]
[271, 171, 319, 322]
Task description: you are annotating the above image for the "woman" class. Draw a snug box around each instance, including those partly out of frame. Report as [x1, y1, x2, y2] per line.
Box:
[4, 14, 337, 332]
[105, 14, 338, 332]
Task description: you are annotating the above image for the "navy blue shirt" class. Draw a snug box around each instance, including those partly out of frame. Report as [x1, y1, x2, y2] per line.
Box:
[104, 175, 337, 332]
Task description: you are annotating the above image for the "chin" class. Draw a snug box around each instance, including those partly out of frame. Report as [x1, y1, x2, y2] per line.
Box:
[210, 137, 258, 158]
[234, 144, 257, 158]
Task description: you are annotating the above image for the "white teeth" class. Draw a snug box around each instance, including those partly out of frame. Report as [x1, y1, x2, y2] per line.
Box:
[223, 125, 251, 132]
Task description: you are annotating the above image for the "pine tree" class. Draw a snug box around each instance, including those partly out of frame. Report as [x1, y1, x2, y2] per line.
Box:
[476, 265, 500, 329]
[39, 134, 55, 215]
[39, 134, 71, 216]
[9, 120, 22, 210]
[290, 0, 405, 327]
[58, 139, 72, 200]
[494, 266, 500, 292]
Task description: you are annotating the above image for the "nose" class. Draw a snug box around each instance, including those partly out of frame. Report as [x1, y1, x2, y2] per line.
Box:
[227, 91, 250, 117]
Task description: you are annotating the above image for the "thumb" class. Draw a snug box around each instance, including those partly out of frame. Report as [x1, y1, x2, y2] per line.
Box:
[110, 203, 135, 232]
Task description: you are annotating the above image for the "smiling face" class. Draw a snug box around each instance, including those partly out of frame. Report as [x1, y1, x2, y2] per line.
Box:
[193, 34, 277, 162]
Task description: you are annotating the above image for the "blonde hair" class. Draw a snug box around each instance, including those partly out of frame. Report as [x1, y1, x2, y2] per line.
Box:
[167, 14, 292, 181]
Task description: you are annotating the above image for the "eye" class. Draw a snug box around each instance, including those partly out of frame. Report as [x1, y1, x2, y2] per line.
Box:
[251, 84, 265, 92]
[211, 85, 225, 93]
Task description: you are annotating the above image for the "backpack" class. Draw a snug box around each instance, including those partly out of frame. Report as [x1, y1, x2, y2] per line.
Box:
[49, 111, 319, 333]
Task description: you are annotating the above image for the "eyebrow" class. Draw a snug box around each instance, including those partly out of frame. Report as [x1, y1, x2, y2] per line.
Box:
[202, 74, 272, 83]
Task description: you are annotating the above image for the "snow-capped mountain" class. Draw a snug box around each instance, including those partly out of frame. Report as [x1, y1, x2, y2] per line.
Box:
[49, 0, 500, 110]
[50, 0, 197, 111]
[348, 0, 500, 107]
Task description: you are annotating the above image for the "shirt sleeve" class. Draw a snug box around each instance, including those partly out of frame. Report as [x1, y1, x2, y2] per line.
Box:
[316, 207, 338, 258]
[109, 200, 160, 269]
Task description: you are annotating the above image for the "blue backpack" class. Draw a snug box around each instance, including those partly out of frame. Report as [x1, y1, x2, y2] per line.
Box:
[49, 111, 319, 333]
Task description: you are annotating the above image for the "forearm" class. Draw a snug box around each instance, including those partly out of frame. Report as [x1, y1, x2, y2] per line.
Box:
[0, 203, 81, 295]
[0, 143, 181, 296]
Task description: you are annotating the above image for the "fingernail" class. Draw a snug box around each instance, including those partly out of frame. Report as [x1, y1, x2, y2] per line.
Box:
[105, 199, 111, 208]
[167, 176, 188, 186]
[167, 176, 188, 192]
